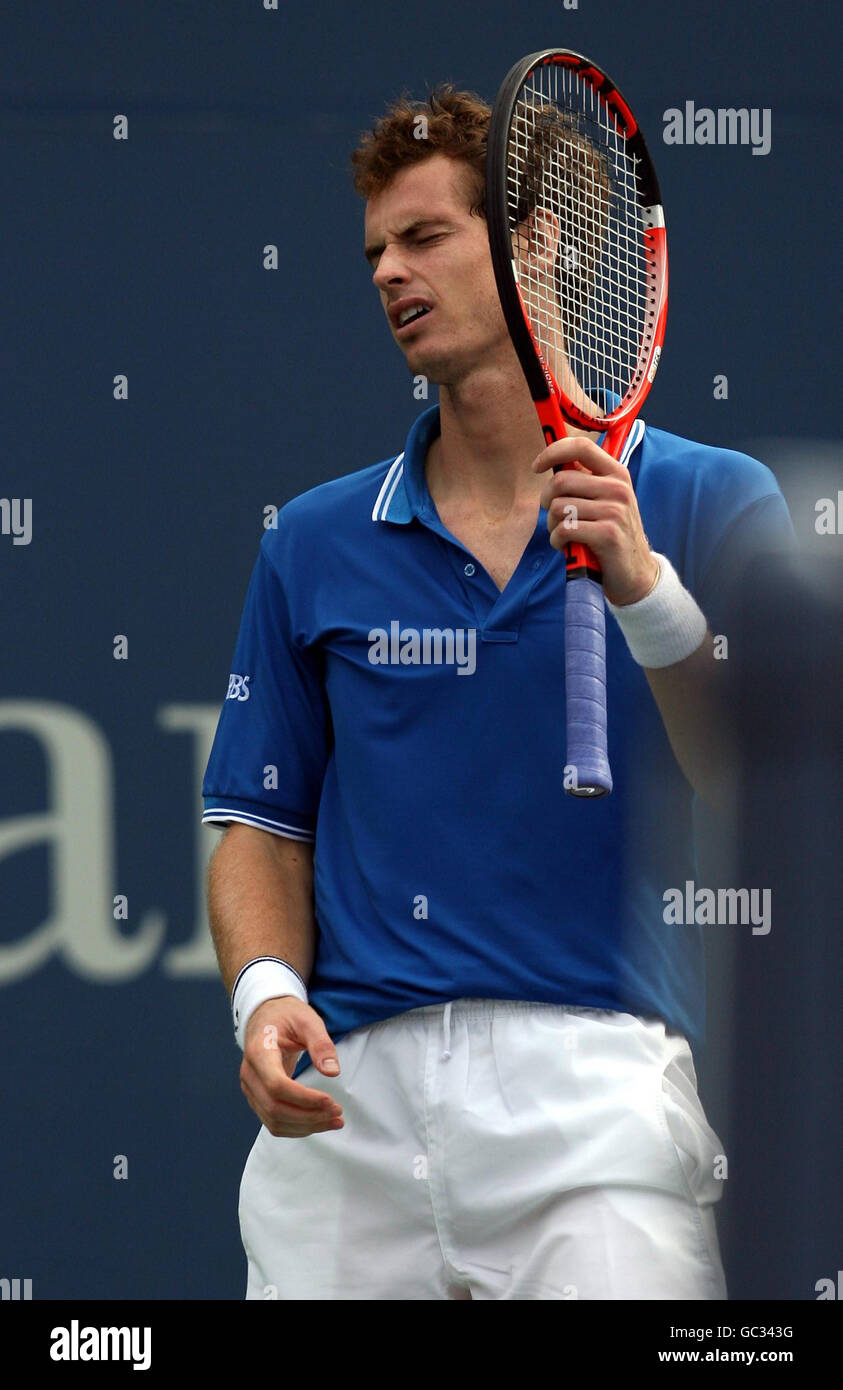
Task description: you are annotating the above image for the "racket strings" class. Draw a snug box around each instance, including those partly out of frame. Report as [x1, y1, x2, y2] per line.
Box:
[506, 64, 655, 417]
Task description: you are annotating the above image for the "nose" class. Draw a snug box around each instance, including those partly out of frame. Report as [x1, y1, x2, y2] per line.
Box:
[372, 242, 410, 290]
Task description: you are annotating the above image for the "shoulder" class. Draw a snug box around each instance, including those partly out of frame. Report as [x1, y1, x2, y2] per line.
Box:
[636, 420, 794, 595]
[638, 421, 784, 509]
[258, 452, 403, 573]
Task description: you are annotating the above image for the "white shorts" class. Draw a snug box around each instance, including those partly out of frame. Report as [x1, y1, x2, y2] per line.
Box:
[239, 999, 727, 1300]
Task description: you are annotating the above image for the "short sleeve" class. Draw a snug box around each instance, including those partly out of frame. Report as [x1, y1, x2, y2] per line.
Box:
[697, 488, 797, 637]
[201, 537, 332, 841]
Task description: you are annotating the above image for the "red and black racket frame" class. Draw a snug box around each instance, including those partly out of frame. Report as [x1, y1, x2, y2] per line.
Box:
[486, 48, 668, 795]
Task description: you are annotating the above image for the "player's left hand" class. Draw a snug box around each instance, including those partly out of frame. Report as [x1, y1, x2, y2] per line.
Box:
[532, 435, 659, 607]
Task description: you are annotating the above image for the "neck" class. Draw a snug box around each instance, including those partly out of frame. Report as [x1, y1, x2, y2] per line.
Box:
[426, 364, 599, 518]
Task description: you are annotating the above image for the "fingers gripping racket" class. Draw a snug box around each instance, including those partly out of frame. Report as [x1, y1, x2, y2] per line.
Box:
[487, 49, 668, 796]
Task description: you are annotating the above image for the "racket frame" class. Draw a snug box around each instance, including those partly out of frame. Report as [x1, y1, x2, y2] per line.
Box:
[486, 47, 669, 795]
[486, 47, 668, 438]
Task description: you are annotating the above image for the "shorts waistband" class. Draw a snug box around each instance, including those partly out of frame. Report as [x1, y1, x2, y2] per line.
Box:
[366, 999, 645, 1065]
[346, 999, 672, 1067]
[402, 998, 611, 1021]
[361, 998, 624, 1042]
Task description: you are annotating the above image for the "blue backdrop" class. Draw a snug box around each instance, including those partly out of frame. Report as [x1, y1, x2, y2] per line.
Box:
[2, 0, 840, 1300]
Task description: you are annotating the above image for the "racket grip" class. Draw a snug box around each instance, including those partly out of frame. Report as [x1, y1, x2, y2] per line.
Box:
[564, 574, 612, 797]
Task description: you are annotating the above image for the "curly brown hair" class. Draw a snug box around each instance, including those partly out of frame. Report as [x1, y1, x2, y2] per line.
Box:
[349, 83, 491, 217]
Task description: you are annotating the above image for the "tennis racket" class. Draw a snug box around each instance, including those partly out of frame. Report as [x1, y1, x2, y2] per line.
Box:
[486, 48, 668, 796]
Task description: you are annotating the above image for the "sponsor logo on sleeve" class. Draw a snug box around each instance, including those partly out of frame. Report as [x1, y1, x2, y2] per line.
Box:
[226, 673, 252, 701]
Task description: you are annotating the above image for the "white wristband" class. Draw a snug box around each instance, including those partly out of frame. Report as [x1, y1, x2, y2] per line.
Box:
[606, 553, 707, 668]
[231, 957, 309, 1050]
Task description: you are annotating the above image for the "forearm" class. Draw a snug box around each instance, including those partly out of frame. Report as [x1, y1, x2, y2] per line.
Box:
[644, 632, 738, 818]
[206, 822, 317, 995]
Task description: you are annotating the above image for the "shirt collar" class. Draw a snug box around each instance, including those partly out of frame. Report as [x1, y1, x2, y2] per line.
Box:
[371, 403, 646, 525]
[371, 404, 440, 525]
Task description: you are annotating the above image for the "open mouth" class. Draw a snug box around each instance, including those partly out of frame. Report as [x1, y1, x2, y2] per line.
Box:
[396, 305, 432, 334]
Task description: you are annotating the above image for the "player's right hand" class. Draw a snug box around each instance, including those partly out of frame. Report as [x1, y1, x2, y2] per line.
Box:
[239, 996, 345, 1138]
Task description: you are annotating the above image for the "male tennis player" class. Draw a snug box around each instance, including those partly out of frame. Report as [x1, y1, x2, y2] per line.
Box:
[202, 87, 794, 1300]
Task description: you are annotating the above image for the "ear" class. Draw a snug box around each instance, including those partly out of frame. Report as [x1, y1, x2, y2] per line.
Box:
[526, 206, 562, 272]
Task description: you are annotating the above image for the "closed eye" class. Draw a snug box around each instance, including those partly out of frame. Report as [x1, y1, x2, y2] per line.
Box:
[365, 230, 449, 269]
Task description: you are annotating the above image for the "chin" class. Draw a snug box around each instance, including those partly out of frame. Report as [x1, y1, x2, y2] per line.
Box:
[402, 348, 452, 383]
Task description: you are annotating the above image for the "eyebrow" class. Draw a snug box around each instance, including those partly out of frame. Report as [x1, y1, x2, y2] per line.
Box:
[364, 218, 451, 266]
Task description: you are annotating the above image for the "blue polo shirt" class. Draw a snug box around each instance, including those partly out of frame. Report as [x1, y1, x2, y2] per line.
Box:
[202, 404, 795, 1071]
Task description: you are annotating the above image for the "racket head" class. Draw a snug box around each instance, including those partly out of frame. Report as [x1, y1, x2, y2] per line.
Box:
[486, 48, 668, 435]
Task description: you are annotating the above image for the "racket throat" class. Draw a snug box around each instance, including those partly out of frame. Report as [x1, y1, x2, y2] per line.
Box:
[565, 542, 603, 584]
